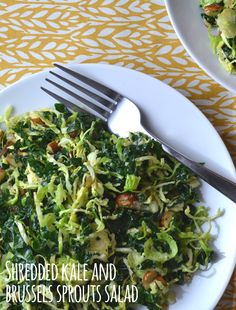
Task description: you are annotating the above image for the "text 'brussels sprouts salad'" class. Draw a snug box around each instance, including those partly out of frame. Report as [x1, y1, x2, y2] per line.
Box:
[200, 0, 236, 73]
[0, 104, 222, 310]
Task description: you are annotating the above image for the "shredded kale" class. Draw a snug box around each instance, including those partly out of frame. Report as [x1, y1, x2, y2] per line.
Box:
[0, 105, 222, 310]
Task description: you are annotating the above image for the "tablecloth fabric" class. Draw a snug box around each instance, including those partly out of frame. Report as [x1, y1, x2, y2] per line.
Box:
[0, 0, 235, 308]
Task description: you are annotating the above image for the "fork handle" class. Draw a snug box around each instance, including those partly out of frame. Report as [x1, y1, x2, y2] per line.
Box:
[143, 127, 236, 203]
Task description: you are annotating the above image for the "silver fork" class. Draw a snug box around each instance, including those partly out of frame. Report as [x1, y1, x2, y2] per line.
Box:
[41, 64, 236, 203]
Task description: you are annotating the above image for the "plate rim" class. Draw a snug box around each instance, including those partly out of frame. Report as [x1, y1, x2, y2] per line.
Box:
[165, 0, 236, 94]
[0, 63, 236, 309]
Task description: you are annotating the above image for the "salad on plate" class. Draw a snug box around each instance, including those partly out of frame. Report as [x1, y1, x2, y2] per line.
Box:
[200, 0, 236, 73]
[0, 104, 222, 309]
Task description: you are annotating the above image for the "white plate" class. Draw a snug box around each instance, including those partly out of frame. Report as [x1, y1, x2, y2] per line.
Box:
[165, 0, 236, 93]
[0, 64, 236, 310]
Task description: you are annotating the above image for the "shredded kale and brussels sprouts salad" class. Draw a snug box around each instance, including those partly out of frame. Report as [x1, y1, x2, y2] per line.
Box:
[200, 0, 236, 73]
[0, 104, 222, 310]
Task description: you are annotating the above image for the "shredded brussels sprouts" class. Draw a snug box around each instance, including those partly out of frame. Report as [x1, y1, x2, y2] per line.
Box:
[0, 104, 222, 309]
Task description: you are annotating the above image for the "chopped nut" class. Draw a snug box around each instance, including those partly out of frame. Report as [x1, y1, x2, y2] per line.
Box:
[47, 141, 60, 153]
[159, 210, 173, 228]
[143, 271, 158, 287]
[142, 271, 167, 289]
[31, 117, 46, 126]
[116, 193, 136, 207]
[6, 153, 18, 167]
[155, 275, 167, 287]
[0, 168, 6, 183]
[0, 140, 13, 157]
[69, 130, 78, 138]
[204, 4, 223, 16]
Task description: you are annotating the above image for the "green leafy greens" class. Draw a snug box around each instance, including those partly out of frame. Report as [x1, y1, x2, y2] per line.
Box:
[0, 104, 222, 309]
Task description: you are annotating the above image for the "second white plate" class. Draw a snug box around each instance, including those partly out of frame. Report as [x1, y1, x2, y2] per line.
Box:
[165, 0, 236, 93]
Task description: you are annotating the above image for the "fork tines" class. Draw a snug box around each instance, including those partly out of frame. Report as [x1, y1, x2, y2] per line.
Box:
[41, 64, 122, 121]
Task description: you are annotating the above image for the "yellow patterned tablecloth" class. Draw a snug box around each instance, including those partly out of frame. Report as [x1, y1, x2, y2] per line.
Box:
[0, 0, 235, 308]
